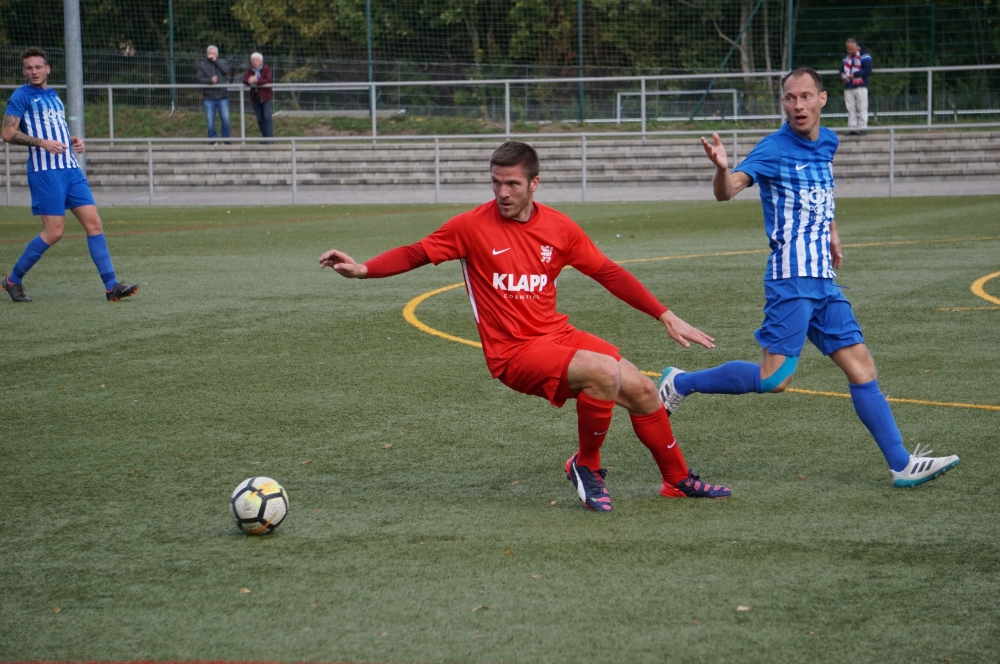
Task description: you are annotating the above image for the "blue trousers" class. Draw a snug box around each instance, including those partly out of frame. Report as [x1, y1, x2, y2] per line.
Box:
[204, 98, 231, 139]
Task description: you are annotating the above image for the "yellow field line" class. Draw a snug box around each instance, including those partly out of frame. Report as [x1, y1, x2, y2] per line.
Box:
[402, 238, 1000, 412]
[971, 271, 1000, 306]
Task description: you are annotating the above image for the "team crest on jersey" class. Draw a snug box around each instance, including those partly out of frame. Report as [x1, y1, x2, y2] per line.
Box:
[540, 245, 553, 263]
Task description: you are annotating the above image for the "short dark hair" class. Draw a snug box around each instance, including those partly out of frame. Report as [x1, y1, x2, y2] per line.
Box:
[781, 67, 824, 93]
[21, 47, 48, 64]
[490, 141, 540, 180]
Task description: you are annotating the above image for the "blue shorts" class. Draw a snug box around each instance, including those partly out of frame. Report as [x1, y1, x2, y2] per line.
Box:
[27, 167, 96, 216]
[754, 277, 864, 357]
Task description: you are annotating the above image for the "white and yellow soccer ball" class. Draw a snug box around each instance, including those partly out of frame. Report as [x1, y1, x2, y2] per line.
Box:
[230, 477, 289, 535]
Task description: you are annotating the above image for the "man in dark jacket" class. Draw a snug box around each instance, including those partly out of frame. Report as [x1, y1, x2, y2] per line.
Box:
[841, 39, 872, 135]
[242, 52, 273, 140]
[197, 45, 231, 141]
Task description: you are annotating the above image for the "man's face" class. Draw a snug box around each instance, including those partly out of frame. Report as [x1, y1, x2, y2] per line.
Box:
[491, 164, 538, 221]
[251, 56, 263, 68]
[207, 48, 218, 61]
[846, 41, 860, 56]
[782, 74, 827, 139]
[22, 56, 49, 86]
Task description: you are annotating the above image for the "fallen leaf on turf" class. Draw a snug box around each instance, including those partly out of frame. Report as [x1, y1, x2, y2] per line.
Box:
[311, 603, 317, 608]
[692, 620, 700, 625]
[380, 631, 387, 636]
[798, 474, 805, 480]
[530, 574, 541, 579]
[239, 588, 252, 594]
[736, 605, 750, 612]
[59, 386, 66, 390]
[53, 607, 61, 613]
[314, 508, 322, 513]
[300, 459, 312, 465]
[382, 443, 394, 449]
[506, 550, 514, 556]
[808, 631, 815, 636]
[549, 500, 556, 505]
[472, 605, 488, 612]
[511, 480, 519, 485]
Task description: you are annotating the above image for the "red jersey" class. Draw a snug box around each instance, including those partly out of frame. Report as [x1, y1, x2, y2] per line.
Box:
[421, 201, 618, 376]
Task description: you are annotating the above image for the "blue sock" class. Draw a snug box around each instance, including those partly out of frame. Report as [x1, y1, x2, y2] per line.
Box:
[86, 234, 117, 290]
[674, 361, 763, 396]
[10, 235, 51, 283]
[848, 380, 910, 472]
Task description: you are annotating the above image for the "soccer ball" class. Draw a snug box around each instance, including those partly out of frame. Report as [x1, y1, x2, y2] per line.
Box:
[230, 476, 289, 535]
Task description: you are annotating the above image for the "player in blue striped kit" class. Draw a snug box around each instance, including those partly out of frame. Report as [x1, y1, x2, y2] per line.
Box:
[2, 47, 137, 303]
[658, 68, 960, 488]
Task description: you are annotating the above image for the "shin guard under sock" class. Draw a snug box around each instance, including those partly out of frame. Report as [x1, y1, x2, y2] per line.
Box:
[629, 407, 688, 486]
[10, 235, 51, 284]
[86, 234, 117, 290]
[575, 391, 615, 470]
[674, 360, 763, 396]
[849, 380, 910, 472]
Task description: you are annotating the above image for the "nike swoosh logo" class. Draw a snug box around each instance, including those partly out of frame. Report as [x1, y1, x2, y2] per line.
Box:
[795, 164, 809, 171]
[593, 430, 609, 436]
[33, 98, 40, 102]
[492, 248, 510, 255]
[667, 440, 677, 449]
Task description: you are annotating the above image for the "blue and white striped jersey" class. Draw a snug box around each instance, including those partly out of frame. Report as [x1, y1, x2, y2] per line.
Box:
[4, 84, 79, 173]
[734, 123, 839, 281]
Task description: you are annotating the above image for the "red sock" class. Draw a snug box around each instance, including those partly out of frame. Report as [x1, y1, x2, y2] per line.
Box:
[629, 407, 689, 485]
[576, 391, 615, 470]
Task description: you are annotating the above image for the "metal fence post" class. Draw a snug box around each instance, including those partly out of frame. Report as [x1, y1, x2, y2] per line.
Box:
[5, 142, 10, 206]
[889, 128, 895, 197]
[580, 135, 587, 203]
[640, 78, 647, 137]
[505, 81, 511, 137]
[370, 84, 377, 140]
[108, 87, 114, 146]
[291, 139, 297, 205]
[434, 137, 440, 204]
[240, 86, 246, 144]
[732, 132, 738, 166]
[147, 140, 154, 205]
[927, 69, 933, 127]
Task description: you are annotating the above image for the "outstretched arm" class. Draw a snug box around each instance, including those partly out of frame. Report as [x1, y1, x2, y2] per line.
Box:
[587, 258, 715, 349]
[701, 132, 753, 201]
[320, 241, 431, 279]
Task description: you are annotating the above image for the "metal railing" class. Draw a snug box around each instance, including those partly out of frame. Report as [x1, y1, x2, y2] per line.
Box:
[2, 64, 999, 143]
[5, 122, 999, 207]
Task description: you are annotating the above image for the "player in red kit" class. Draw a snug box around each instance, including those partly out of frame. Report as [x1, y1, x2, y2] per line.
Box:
[320, 141, 730, 512]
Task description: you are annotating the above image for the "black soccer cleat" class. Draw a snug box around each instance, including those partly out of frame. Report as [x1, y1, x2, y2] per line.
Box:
[2, 275, 31, 302]
[106, 282, 139, 301]
[565, 453, 613, 512]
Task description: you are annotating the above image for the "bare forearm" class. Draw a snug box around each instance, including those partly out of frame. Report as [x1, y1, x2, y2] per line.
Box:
[713, 165, 734, 201]
[4, 129, 41, 147]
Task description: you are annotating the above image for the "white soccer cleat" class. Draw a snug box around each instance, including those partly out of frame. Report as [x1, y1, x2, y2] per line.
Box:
[657, 367, 687, 414]
[890, 444, 960, 488]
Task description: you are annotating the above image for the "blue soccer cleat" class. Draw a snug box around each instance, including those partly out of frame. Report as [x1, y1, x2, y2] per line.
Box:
[565, 453, 612, 512]
[890, 444, 960, 488]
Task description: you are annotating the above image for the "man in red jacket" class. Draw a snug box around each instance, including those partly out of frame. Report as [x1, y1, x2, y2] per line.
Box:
[320, 141, 730, 512]
[242, 53, 273, 140]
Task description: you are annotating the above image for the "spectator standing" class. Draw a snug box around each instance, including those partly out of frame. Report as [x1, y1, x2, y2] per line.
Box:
[197, 45, 231, 142]
[841, 38, 872, 135]
[242, 52, 274, 141]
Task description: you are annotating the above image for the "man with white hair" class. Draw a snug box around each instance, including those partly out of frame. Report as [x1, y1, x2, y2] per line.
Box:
[197, 45, 231, 142]
[242, 52, 274, 140]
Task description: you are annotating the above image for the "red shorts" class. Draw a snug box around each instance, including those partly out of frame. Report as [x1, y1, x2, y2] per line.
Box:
[497, 326, 621, 408]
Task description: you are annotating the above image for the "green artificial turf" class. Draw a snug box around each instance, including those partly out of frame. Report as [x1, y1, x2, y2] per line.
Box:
[0, 197, 998, 663]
